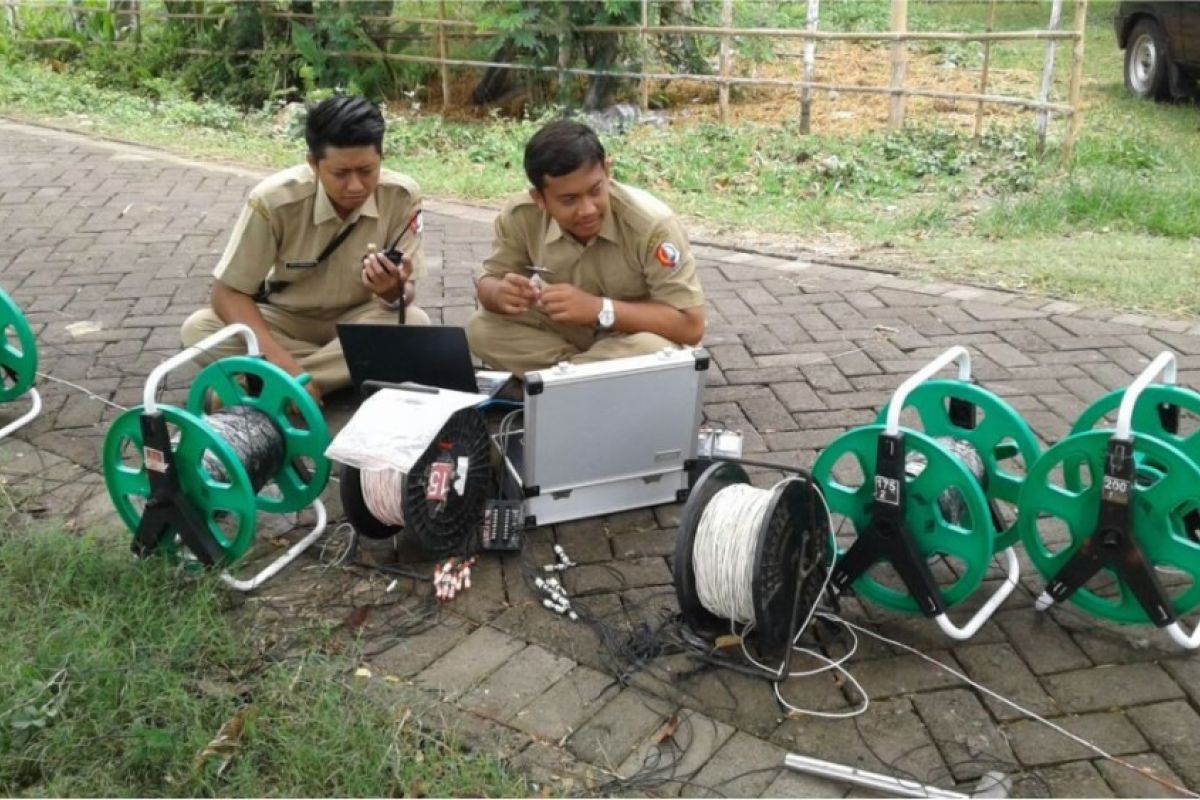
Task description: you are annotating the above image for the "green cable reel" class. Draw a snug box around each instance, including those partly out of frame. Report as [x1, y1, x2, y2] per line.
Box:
[0, 287, 38, 403]
[875, 379, 1042, 550]
[185, 356, 330, 514]
[104, 404, 260, 564]
[1067, 384, 1200, 496]
[813, 424, 995, 613]
[103, 355, 331, 567]
[1017, 429, 1200, 624]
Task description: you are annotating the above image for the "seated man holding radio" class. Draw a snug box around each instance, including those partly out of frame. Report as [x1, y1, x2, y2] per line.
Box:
[180, 96, 429, 405]
[466, 120, 705, 377]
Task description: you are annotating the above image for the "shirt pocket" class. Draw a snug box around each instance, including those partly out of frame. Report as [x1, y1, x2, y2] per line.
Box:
[598, 242, 649, 301]
[326, 253, 372, 309]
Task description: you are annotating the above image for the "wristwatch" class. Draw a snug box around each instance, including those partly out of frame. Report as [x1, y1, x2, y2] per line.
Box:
[597, 297, 616, 330]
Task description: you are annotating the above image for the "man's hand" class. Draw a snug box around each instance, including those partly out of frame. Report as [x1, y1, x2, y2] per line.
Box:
[490, 273, 541, 315]
[264, 345, 323, 407]
[539, 283, 602, 326]
[362, 251, 411, 303]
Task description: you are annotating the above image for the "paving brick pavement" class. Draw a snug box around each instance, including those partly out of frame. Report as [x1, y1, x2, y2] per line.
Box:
[2, 118, 1200, 797]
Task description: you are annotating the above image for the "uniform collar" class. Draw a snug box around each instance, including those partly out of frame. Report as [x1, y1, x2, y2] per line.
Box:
[313, 175, 380, 227]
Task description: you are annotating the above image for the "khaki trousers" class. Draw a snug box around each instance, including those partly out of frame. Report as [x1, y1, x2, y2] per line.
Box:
[465, 308, 674, 377]
[180, 301, 430, 394]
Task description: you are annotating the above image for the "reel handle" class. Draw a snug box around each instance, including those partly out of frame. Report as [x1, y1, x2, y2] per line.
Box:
[933, 546, 1020, 640]
[1116, 351, 1177, 441]
[1166, 621, 1200, 650]
[144, 324, 260, 413]
[884, 346, 972, 436]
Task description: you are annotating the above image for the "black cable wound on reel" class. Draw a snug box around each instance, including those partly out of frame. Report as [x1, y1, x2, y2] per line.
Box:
[191, 405, 286, 494]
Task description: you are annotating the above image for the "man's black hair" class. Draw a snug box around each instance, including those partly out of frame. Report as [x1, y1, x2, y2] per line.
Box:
[304, 96, 386, 160]
[523, 120, 606, 190]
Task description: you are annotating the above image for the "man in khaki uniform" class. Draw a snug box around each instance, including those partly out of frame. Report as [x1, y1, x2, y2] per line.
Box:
[181, 96, 429, 404]
[467, 121, 704, 377]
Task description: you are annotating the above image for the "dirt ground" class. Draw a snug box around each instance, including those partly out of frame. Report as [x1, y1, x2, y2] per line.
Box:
[432, 42, 1044, 138]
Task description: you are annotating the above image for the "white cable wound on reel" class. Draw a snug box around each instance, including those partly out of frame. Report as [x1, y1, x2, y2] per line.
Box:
[361, 467, 408, 526]
[358, 456, 473, 526]
[691, 478, 868, 719]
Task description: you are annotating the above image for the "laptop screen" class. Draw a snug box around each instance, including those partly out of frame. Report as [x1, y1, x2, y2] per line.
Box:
[336, 324, 481, 394]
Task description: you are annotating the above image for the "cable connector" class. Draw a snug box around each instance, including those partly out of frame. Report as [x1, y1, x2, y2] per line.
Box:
[433, 556, 476, 603]
[553, 544, 576, 568]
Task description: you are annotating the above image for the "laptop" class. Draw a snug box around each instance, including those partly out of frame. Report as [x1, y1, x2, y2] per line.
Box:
[336, 323, 513, 398]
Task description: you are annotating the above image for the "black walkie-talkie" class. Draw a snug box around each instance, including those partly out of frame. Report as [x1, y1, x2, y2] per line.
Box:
[365, 235, 406, 324]
[381, 230, 406, 325]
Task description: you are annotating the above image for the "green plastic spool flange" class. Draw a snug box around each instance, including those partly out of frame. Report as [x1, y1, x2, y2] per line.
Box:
[1017, 429, 1200, 624]
[876, 379, 1041, 550]
[186, 356, 330, 514]
[103, 404, 259, 565]
[813, 424, 995, 613]
[0, 288, 38, 403]
[1070, 383, 1200, 469]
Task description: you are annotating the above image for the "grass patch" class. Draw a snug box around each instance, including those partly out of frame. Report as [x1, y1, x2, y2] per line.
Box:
[0, 523, 523, 797]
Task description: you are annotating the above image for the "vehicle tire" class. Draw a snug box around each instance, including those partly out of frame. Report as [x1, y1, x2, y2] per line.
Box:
[1125, 19, 1171, 100]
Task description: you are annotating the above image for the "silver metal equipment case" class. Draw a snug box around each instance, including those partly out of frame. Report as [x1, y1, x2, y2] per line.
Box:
[505, 347, 708, 527]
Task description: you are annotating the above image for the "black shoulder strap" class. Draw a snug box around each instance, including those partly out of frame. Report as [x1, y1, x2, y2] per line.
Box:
[315, 218, 362, 265]
[256, 219, 362, 303]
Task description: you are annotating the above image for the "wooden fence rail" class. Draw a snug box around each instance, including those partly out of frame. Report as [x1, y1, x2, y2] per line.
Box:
[1, 0, 1089, 157]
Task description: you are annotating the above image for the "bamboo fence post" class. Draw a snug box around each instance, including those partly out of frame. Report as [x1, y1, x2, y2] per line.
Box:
[1036, 0, 1064, 155]
[1063, 0, 1088, 162]
[973, 0, 997, 141]
[438, 0, 451, 110]
[799, 0, 820, 133]
[557, 4, 570, 111]
[639, 0, 650, 111]
[718, 0, 732, 123]
[888, 0, 908, 130]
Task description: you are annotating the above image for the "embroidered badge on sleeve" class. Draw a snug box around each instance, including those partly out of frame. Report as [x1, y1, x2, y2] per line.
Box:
[655, 242, 680, 270]
[409, 209, 424, 236]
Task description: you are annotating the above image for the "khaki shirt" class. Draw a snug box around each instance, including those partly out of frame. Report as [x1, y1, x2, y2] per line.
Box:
[479, 180, 704, 310]
[214, 164, 426, 316]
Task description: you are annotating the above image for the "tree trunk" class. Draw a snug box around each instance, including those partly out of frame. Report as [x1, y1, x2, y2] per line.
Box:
[582, 31, 619, 110]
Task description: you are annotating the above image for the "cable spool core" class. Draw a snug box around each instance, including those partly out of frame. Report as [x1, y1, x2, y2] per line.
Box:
[905, 436, 987, 525]
[190, 405, 285, 495]
[675, 462, 831, 650]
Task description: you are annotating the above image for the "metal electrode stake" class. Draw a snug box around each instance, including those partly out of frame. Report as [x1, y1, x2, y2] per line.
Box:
[783, 754, 1010, 799]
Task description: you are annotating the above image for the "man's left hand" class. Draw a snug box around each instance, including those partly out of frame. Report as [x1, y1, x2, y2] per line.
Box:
[362, 251, 411, 303]
[539, 283, 603, 326]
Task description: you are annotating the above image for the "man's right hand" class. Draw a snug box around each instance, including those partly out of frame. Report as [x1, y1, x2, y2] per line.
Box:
[211, 282, 325, 407]
[489, 273, 541, 315]
[266, 347, 323, 407]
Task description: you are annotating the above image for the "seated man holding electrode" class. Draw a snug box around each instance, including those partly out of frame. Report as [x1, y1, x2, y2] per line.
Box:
[181, 96, 429, 406]
[466, 120, 706, 376]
